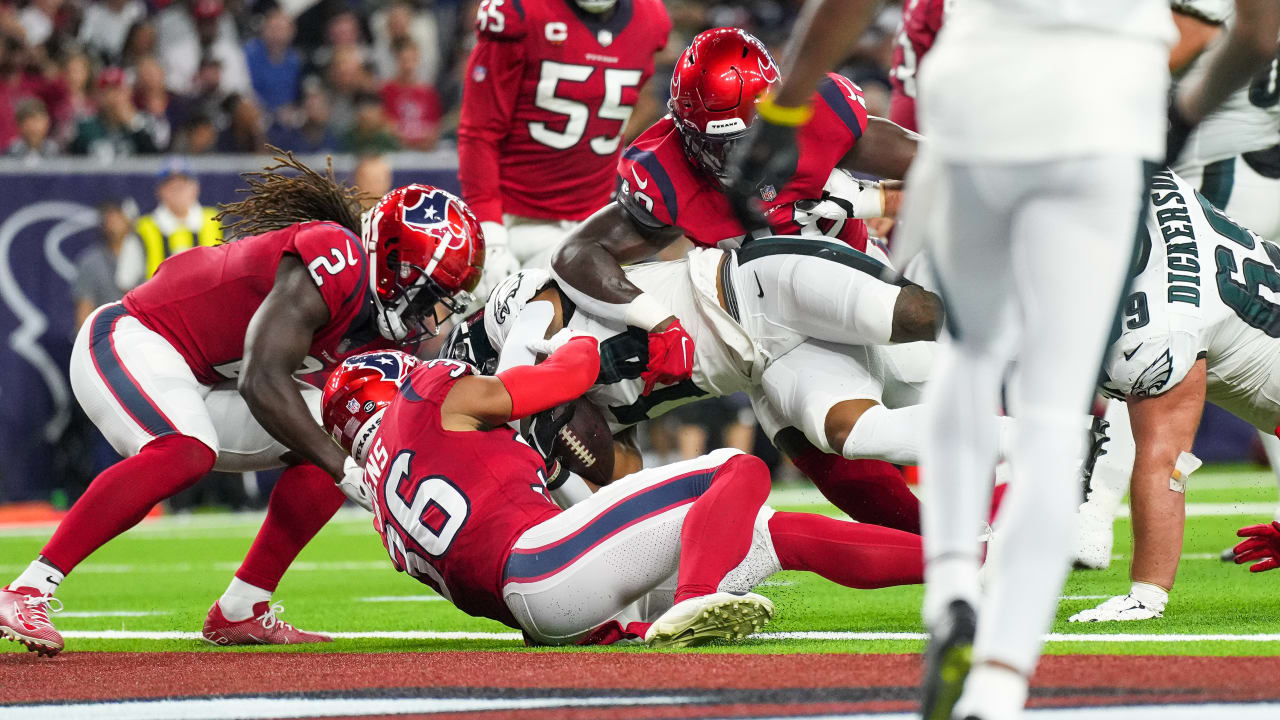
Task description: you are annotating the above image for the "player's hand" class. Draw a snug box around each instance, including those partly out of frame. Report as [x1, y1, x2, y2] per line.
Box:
[472, 222, 521, 307]
[1165, 97, 1196, 167]
[338, 456, 374, 513]
[1234, 521, 1280, 572]
[641, 318, 694, 396]
[527, 402, 575, 470]
[724, 112, 802, 229]
[529, 328, 598, 357]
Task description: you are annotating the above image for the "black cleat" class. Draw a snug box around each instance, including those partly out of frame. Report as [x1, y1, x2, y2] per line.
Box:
[921, 599, 977, 720]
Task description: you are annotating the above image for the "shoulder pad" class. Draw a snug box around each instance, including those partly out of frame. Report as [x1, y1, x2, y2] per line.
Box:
[474, 0, 527, 40]
[813, 73, 869, 139]
[1101, 330, 1199, 399]
[617, 142, 680, 228]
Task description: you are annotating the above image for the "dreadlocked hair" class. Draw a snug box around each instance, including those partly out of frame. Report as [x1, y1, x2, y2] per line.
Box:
[215, 146, 370, 240]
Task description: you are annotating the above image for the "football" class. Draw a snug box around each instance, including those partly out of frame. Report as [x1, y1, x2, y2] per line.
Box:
[552, 397, 615, 486]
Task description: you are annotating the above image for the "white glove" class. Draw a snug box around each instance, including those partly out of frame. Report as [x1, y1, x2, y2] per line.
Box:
[528, 328, 597, 356]
[1067, 593, 1164, 623]
[470, 222, 522, 311]
[338, 456, 374, 513]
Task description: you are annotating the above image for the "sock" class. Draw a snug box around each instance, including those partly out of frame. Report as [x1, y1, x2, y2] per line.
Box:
[40, 435, 215, 573]
[954, 663, 1029, 720]
[232, 462, 346, 592]
[218, 577, 273, 621]
[989, 482, 1009, 525]
[791, 449, 920, 534]
[1130, 581, 1168, 612]
[923, 554, 982, 628]
[769, 511, 923, 588]
[10, 559, 65, 596]
[842, 404, 924, 465]
[674, 454, 772, 604]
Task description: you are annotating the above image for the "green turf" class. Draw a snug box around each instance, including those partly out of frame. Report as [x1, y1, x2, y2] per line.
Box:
[3, 463, 1279, 656]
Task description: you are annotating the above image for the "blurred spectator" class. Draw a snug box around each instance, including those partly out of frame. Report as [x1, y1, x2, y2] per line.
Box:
[380, 38, 440, 150]
[172, 109, 218, 153]
[19, 0, 62, 49]
[120, 20, 157, 68]
[352, 153, 391, 208]
[243, 7, 301, 114]
[133, 56, 173, 149]
[217, 92, 267, 152]
[56, 51, 94, 143]
[70, 67, 164, 159]
[310, 9, 368, 74]
[72, 201, 142, 329]
[135, 157, 221, 278]
[156, 0, 251, 96]
[79, 0, 147, 65]
[266, 81, 337, 152]
[6, 97, 58, 161]
[325, 44, 369, 137]
[342, 92, 397, 153]
[370, 1, 438, 85]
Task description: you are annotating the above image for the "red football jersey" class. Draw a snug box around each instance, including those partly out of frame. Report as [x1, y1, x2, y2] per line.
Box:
[888, 0, 948, 133]
[615, 73, 871, 250]
[364, 358, 561, 626]
[123, 221, 395, 386]
[457, 0, 671, 224]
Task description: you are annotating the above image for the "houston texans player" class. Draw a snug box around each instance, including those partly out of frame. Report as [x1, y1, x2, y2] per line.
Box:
[458, 0, 670, 298]
[548, 28, 927, 532]
[323, 347, 925, 647]
[887, 0, 951, 133]
[0, 157, 483, 656]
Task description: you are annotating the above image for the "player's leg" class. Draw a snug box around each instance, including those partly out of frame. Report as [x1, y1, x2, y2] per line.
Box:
[764, 511, 924, 588]
[955, 157, 1150, 720]
[1075, 398, 1136, 569]
[1, 305, 217, 655]
[200, 382, 336, 644]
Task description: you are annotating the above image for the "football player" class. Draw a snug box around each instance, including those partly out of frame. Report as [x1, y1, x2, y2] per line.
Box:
[458, 0, 671, 296]
[0, 157, 484, 656]
[887, 0, 950, 134]
[322, 347, 925, 647]
[1070, 170, 1280, 622]
[548, 28, 926, 531]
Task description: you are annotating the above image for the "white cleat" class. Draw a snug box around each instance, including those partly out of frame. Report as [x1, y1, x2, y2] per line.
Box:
[1068, 593, 1163, 623]
[645, 592, 774, 648]
[1073, 509, 1116, 570]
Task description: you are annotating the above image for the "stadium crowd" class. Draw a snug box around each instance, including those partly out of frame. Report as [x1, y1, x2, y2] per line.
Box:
[0, 0, 904, 161]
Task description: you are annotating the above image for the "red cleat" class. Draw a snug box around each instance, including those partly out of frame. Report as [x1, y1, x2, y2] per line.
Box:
[202, 601, 332, 646]
[0, 585, 64, 656]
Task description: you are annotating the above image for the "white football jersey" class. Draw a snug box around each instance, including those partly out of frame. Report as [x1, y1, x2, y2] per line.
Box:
[1102, 170, 1280, 433]
[948, 0, 1175, 42]
[1173, 0, 1280, 168]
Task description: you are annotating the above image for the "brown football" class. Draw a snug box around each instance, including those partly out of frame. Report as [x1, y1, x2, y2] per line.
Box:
[552, 397, 615, 486]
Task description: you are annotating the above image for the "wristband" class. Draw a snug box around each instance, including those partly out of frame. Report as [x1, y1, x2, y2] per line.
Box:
[623, 292, 672, 331]
[756, 94, 814, 127]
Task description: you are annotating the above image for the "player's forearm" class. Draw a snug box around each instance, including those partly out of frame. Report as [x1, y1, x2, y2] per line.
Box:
[496, 337, 601, 420]
[1177, 1, 1280, 122]
[456, 134, 505, 224]
[240, 370, 348, 479]
[1127, 449, 1187, 591]
[772, 0, 884, 108]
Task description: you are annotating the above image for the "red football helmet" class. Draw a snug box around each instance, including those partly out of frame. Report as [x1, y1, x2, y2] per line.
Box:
[669, 28, 780, 180]
[322, 351, 422, 463]
[363, 184, 486, 343]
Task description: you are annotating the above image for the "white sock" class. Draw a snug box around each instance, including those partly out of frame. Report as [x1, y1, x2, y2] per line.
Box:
[842, 404, 924, 465]
[954, 663, 1029, 720]
[1130, 581, 1168, 613]
[922, 555, 981, 629]
[11, 560, 64, 596]
[219, 577, 272, 621]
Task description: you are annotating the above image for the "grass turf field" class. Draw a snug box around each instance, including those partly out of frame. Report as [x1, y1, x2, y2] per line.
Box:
[2, 463, 1278, 659]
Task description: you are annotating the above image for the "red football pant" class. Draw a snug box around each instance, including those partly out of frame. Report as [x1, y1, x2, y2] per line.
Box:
[674, 454, 773, 604]
[233, 462, 346, 592]
[42, 435, 215, 573]
[769, 512, 924, 588]
[791, 448, 921, 535]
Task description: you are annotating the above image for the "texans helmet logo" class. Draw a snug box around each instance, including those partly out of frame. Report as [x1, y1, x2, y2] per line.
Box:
[344, 352, 413, 381]
[402, 189, 470, 250]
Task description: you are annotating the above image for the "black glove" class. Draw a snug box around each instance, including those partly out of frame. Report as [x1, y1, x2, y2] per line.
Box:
[526, 402, 575, 487]
[1165, 98, 1195, 167]
[1080, 416, 1111, 503]
[724, 115, 801, 230]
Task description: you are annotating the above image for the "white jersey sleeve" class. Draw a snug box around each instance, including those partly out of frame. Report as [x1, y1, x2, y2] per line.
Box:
[1171, 0, 1232, 24]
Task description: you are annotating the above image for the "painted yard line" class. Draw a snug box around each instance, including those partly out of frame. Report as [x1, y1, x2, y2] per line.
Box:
[57, 611, 168, 618]
[56, 629, 1280, 643]
[764, 705, 1280, 720]
[0, 561, 392, 575]
[0, 509, 373, 538]
[357, 595, 446, 603]
[1060, 595, 1110, 600]
[1118, 502, 1277, 517]
[4, 694, 700, 720]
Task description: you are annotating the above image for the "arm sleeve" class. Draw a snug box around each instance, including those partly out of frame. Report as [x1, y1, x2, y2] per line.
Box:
[457, 35, 527, 224]
[497, 336, 601, 420]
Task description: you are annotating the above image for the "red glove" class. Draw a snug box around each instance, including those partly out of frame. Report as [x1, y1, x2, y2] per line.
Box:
[1234, 521, 1280, 572]
[641, 319, 694, 396]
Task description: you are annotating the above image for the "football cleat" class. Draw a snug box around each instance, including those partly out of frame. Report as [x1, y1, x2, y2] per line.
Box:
[1068, 593, 1163, 623]
[0, 585, 64, 656]
[644, 592, 773, 648]
[202, 601, 332, 645]
[1073, 505, 1116, 570]
[921, 599, 977, 720]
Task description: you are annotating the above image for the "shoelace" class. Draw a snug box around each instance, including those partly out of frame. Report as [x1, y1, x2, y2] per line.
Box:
[256, 602, 298, 633]
[22, 594, 62, 627]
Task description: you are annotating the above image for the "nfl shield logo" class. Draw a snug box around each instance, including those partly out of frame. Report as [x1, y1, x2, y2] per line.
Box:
[760, 185, 777, 202]
[598, 29, 613, 47]
[346, 398, 360, 414]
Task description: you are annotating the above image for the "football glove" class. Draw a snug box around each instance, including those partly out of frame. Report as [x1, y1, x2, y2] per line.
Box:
[1234, 521, 1280, 572]
[339, 456, 374, 513]
[724, 105, 803, 230]
[470, 222, 522, 309]
[1067, 593, 1163, 623]
[529, 328, 597, 357]
[526, 401, 576, 485]
[641, 319, 694, 396]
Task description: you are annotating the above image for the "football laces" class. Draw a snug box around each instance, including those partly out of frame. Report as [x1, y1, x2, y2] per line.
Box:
[558, 427, 596, 468]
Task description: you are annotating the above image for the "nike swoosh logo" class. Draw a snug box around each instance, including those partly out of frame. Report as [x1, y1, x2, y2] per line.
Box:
[754, 273, 764, 298]
[680, 336, 690, 367]
[1123, 343, 1142, 361]
[631, 167, 649, 190]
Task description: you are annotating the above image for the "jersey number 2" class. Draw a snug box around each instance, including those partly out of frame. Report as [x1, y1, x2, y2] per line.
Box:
[530, 61, 642, 154]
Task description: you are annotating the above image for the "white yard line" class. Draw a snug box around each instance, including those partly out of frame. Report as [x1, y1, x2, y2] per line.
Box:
[57, 611, 168, 618]
[357, 595, 445, 603]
